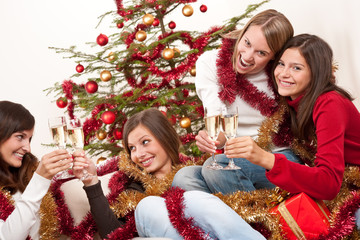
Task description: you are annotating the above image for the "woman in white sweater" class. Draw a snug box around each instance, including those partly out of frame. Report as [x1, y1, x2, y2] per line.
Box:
[0, 100, 72, 240]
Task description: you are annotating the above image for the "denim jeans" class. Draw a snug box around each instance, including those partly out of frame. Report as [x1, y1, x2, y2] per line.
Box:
[172, 149, 301, 194]
[135, 190, 265, 240]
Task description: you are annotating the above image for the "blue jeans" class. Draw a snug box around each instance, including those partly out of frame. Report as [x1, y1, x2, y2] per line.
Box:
[172, 149, 301, 194]
[135, 190, 265, 240]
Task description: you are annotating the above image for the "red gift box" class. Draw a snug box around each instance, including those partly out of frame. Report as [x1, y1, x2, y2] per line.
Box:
[270, 192, 330, 239]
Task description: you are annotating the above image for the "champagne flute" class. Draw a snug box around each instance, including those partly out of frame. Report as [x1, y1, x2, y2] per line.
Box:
[48, 116, 75, 179]
[67, 118, 92, 180]
[204, 107, 223, 170]
[221, 107, 241, 170]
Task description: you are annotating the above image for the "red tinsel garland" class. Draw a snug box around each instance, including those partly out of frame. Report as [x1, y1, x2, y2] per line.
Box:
[106, 214, 137, 240]
[162, 187, 209, 240]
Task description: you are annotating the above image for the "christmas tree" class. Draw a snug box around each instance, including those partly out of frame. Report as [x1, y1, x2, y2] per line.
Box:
[46, 0, 269, 160]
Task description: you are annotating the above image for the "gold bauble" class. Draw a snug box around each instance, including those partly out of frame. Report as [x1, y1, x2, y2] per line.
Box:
[182, 5, 194, 17]
[96, 129, 107, 140]
[100, 70, 112, 82]
[142, 13, 154, 26]
[135, 30, 147, 42]
[107, 52, 116, 62]
[173, 48, 180, 58]
[190, 66, 196, 76]
[162, 48, 174, 60]
[97, 157, 107, 164]
[180, 116, 191, 128]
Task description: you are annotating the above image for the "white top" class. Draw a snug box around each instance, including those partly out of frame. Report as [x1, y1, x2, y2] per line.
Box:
[195, 49, 287, 152]
[0, 172, 51, 240]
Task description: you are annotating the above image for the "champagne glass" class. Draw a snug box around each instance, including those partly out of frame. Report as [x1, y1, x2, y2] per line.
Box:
[48, 116, 75, 179]
[67, 118, 92, 180]
[204, 107, 223, 170]
[221, 107, 241, 170]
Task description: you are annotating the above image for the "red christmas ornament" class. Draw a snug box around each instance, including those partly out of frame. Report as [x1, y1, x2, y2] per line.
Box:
[96, 33, 108, 46]
[85, 81, 98, 94]
[152, 18, 160, 27]
[101, 111, 116, 124]
[117, 22, 124, 28]
[168, 21, 176, 29]
[113, 128, 122, 140]
[56, 97, 68, 108]
[200, 4, 207, 12]
[76, 64, 84, 73]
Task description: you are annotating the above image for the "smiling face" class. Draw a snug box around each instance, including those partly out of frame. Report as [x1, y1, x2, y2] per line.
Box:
[274, 48, 312, 100]
[127, 124, 172, 179]
[235, 25, 274, 75]
[0, 129, 34, 168]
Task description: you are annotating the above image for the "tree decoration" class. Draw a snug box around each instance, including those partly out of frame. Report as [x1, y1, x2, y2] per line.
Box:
[168, 21, 176, 29]
[108, 52, 116, 62]
[200, 4, 207, 13]
[182, 5, 194, 17]
[173, 48, 180, 58]
[101, 111, 116, 124]
[113, 128, 122, 140]
[117, 22, 124, 28]
[100, 70, 112, 82]
[96, 33, 108, 46]
[96, 129, 107, 140]
[152, 18, 160, 26]
[179, 116, 191, 128]
[142, 13, 154, 26]
[56, 97, 68, 108]
[76, 64, 84, 73]
[135, 30, 147, 42]
[85, 81, 98, 94]
[190, 66, 196, 76]
[96, 157, 107, 164]
[162, 48, 174, 60]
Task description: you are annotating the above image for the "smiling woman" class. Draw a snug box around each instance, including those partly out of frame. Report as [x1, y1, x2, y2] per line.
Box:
[0, 100, 72, 240]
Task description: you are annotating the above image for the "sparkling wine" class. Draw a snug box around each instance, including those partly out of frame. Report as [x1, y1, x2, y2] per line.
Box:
[50, 125, 67, 148]
[221, 114, 238, 138]
[205, 115, 221, 141]
[67, 127, 84, 149]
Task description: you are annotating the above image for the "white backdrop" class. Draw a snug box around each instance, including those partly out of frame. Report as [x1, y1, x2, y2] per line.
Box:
[1, 0, 359, 158]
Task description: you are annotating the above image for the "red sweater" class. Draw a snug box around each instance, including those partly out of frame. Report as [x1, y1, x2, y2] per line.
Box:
[266, 91, 360, 200]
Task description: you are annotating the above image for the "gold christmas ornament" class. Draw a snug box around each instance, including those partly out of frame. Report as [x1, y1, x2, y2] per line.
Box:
[162, 48, 174, 60]
[135, 30, 147, 42]
[180, 116, 191, 128]
[100, 70, 112, 82]
[97, 157, 107, 164]
[190, 66, 196, 76]
[107, 52, 116, 62]
[96, 129, 107, 140]
[142, 13, 154, 26]
[182, 5, 194, 17]
[173, 48, 180, 58]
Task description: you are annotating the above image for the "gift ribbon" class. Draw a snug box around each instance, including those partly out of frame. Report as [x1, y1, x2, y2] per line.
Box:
[278, 201, 306, 239]
[315, 200, 330, 224]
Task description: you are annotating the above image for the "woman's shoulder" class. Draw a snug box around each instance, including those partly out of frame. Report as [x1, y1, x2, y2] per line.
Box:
[316, 91, 353, 107]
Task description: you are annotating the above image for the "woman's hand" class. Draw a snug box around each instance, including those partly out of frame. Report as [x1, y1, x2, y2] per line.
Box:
[224, 136, 275, 170]
[72, 150, 98, 186]
[195, 130, 218, 153]
[35, 149, 73, 179]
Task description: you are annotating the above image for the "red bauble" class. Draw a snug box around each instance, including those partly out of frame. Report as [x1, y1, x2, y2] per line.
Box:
[56, 97, 68, 108]
[101, 111, 116, 124]
[168, 21, 176, 29]
[152, 18, 160, 27]
[200, 4, 207, 12]
[76, 64, 84, 73]
[113, 128, 122, 140]
[117, 22, 124, 28]
[96, 33, 108, 46]
[161, 111, 176, 125]
[85, 81, 98, 94]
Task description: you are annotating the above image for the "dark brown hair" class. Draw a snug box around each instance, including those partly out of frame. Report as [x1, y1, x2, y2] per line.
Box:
[0, 101, 38, 194]
[272, 34, 353, 140]
[122, 108, 181, 166]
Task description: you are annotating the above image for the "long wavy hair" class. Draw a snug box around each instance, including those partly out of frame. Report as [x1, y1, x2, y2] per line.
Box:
[122, 108, 181, 166]
[0, 101, 38, 194]
[272, 34, 353, 140]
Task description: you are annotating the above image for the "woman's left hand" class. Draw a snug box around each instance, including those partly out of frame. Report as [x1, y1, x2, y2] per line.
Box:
[224, 136, 275, 170]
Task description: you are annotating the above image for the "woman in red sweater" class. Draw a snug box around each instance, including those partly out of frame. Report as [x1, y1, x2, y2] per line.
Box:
[225, 33, 360, 200]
